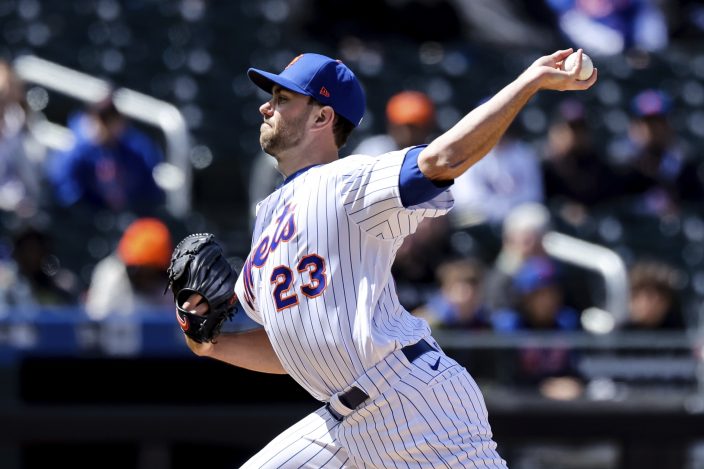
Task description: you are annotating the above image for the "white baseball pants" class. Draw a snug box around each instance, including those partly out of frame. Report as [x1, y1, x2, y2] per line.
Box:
[240, 344, 507, 468]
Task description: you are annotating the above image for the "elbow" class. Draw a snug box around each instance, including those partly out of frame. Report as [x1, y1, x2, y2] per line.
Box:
[418, 144, 466, 181]
[420, 138, 494, 181]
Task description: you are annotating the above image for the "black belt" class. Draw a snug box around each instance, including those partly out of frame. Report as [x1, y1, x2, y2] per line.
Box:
[326, 339, 436, 421]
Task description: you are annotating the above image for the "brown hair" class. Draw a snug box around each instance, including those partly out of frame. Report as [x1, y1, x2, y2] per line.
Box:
[629, 261, 678, 297]
[88, 94, 122, 125]
[435, 258, 485, 287]
[332, 115, 355, 149]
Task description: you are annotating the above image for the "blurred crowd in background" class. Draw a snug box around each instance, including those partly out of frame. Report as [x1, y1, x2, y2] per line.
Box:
[0, 0, 703, 395]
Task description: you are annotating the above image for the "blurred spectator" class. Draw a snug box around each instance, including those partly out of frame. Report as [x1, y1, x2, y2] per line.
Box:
[0, 225, 79, 310]
[610, 89, 704, 217]
[545, 0, 668, 56]
[451, 121, 543, 227]
[352, 90, 436, 156]
[85, 218, 173, 320]
[623, 260, 685, 330]
[47, 94, 165, 214]
[492, 256, 581, 332]
[484, 203, 551, 312]
[413, 257, 491, 330]
[0, 60, 43, 218]
[541, 98, 618, 227]
[450, 0, 559, 48]
[491, 256, 583, 399]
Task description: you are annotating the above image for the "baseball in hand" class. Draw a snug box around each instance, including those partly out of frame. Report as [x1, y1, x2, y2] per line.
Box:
[561, 51, 594, 81]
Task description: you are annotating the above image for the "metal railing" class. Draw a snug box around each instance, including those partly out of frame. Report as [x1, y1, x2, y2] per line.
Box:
[13, 55, 192, 218]
[543, 231, 630, 332]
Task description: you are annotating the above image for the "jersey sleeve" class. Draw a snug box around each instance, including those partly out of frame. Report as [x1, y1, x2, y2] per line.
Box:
[234, 256, 264, 325]
[341, 146, 454, 240]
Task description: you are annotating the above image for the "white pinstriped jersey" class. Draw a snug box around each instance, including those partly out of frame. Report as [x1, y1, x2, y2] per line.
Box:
[234, 149, 453, 402]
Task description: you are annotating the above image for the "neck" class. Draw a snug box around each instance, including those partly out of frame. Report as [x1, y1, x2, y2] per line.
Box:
[276, 143, 339, 178]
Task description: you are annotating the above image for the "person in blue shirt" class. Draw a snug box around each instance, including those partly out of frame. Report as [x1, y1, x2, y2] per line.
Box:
[491, 256, 583, 398]
[47, 95, 165, 213]
[414, 257, 492, 330]
[491, 255, 581, 332]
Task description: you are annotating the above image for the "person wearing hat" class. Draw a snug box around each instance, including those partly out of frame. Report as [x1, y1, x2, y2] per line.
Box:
[490, 256, 583, 400]
[250, 90, 438, 225]
[85, 218, 173, 320]
[179, 50, 596, 467]
[611, 89, 704, 216]
[352, 90, 436, 156]
[491, 256, 580, 332]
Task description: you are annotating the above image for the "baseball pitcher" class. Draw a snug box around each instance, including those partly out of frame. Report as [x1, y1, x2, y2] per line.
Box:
[167, 50, 596, 468]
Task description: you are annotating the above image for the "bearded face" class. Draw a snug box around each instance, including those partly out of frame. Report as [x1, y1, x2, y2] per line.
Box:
[260, 103, 312, 156]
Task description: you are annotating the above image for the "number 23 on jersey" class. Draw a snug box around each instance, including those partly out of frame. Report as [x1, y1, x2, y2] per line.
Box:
[271, 254, 327, 311]
[245, 203, 328, 312]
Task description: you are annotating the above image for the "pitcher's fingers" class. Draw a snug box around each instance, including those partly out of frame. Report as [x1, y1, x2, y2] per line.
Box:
[551, 48, 574, 62]
[550, 47, 574, 61]
[575, 68, 598, 89]
[568, 49, 584, 79]
[182, 293, 203, 310]
[192, 301, 210, 315]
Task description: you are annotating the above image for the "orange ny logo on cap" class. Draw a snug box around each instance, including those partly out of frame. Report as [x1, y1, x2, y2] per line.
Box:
[285, 54, 303, 69]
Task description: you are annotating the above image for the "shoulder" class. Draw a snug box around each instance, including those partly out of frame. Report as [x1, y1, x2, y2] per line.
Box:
[326, 149, 408, 175]
[254, 185, 284, 217]
[61, 139, 101, 160]
[326, 153, 377, 172]
[122, 127, 159, 148]
[491, 308, 523, 332]
[555, 307, 581, 330]
[315, 153, 376, 183]
[89, 255, 128, 286]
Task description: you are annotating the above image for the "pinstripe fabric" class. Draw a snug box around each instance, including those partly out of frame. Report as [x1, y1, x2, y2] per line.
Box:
[240, 407, 352, 469]
[234, 150, 452, 401]
[241, 349, 507, 468]
[234, 149, 506, 467]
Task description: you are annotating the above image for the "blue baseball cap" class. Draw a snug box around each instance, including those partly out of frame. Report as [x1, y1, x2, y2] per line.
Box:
[513, 257, 560, 295]
[248, 53, 365, 127]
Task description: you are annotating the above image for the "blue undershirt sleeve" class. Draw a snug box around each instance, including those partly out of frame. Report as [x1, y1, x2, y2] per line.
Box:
[398, 145, 453, 208]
